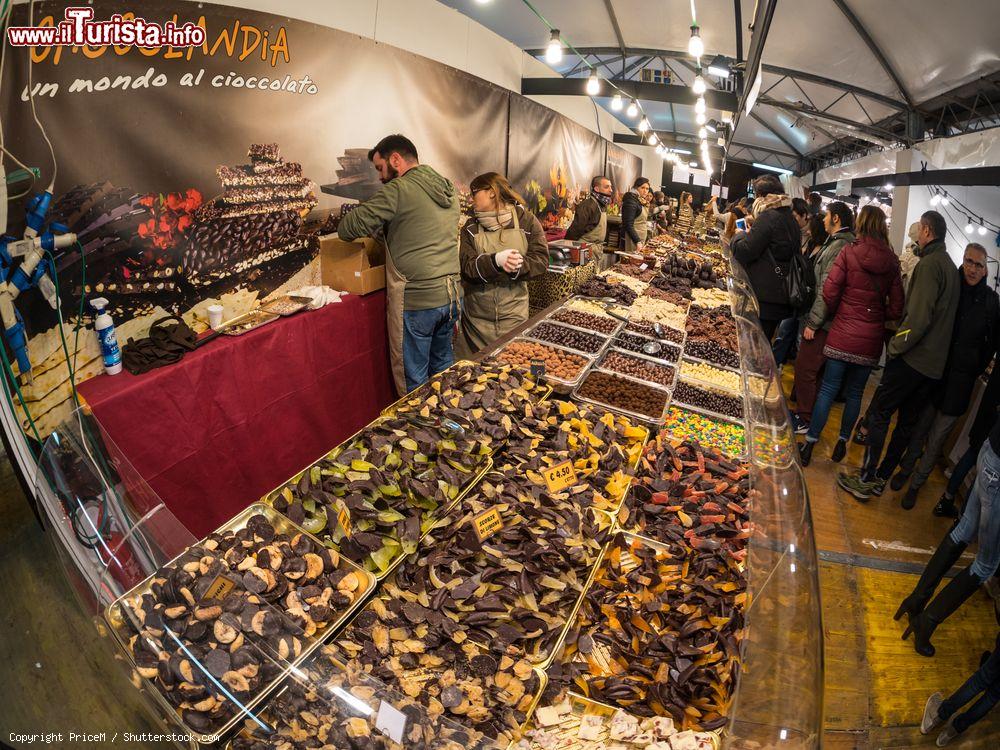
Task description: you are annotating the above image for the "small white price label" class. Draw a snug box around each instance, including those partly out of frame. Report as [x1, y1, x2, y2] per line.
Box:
[375, 700, 408, 743]
[639, 263, 649, 270]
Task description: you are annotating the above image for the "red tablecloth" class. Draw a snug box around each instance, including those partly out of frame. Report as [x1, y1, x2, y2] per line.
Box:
[78, 292, 395, 537]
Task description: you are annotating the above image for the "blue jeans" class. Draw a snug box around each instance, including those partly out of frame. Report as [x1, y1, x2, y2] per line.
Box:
[947, 443, 980, 498]
[402, 301, 460, 392]
[805, 359, 872, 443]
[938, 634, 1000, 734]
[949, 441, 1000, 582]
[772, 316, 800, 366]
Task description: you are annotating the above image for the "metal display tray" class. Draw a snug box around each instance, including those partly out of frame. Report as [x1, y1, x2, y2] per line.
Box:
[259, 294, 312, 316]
[608, 331, 683, 367]
[219, 310, 280, 336]
[523, 320, 611, 359]
[672, 377, 747, 423]
[492, 337, 598, 393]
[260, 416, 493, 581]
[594, 349, 678, 390]
[103, 502, 377, 745]
[546, 305, 627, 338]
[571, 368, 672, 428]
[678, 358, 745, 396]
[661, 402, 750, 462]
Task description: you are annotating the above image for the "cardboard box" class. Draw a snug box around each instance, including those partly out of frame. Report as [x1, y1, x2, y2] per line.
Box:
[319, 235, 386, 295]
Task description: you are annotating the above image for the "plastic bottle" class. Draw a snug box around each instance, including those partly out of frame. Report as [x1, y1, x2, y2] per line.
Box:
[91, 297, 122, 375]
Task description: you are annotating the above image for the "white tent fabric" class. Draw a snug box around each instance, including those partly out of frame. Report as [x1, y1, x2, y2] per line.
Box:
[439, 0, 1000, 166]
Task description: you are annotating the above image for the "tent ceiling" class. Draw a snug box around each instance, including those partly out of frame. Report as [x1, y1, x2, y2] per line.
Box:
[439, 0, 1000, 170]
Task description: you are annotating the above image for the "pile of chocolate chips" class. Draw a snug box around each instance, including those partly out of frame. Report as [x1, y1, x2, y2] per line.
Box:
[648, 274, 693, 299]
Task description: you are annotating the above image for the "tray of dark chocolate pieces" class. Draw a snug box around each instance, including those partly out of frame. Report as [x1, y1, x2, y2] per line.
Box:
[670, 380, 746, 422]
[610, 330, 682, 366]
[330, 591, 548, 746]
[263, 415, 493, 580]
[546, 305, 626, 337]
[523, 321, 610, 358]
[552, 531, 744, 735]
[572, 370, 672, 427]
[595, 350, 678, 390]
[103, 503, 376, 742]
[229, 646, 504, 750]
[259, 294, 313, 317]
[514, 692, 720, 750]
[621, 437, 752, 564]
[219, 309, 281, 336]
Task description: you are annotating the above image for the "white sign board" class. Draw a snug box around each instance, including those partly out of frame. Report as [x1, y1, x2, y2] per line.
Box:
[375, 700, 408, 743]
[836, 178, 852, 196]
[691, 169, 710, 187]
[672, 166, 691, 185]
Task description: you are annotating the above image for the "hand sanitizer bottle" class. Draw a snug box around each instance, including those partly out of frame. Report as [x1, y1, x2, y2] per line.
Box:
[91, 297, 122, 375]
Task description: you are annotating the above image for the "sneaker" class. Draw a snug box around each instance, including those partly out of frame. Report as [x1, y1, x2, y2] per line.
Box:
[838, 472, 875, 501]
[936, 722, 958, 747]
[890, 471, 911, 492]
[870, 477, 887, 497]
[921, 692, 944, 734]
[791, 414, 809, 435]
[901, 487, 919, 510]
[831, 438, 847, 463]
[853, 425, 868, 445]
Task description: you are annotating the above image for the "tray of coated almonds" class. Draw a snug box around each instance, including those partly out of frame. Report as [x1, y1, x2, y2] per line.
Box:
[574, 370, 670, 424]
[495, 339, 592, 388]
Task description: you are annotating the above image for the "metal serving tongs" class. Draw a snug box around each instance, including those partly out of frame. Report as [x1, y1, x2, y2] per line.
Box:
[403, 413, 467, 439]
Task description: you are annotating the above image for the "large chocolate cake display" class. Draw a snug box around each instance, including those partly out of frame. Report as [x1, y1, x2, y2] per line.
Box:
[183, 143, 318, 286]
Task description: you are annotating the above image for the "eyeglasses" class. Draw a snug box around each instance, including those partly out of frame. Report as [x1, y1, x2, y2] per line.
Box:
[964, 257, 987, 270]
[472, 188, 490, 195]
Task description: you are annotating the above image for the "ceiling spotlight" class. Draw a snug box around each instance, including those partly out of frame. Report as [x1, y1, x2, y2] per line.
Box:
[695, 97, 706, 114]
[647, 133, 658, 145]
[692, 73, 707, 96]
[707, 55, 731, 78]
[474, 0, 492, 4]
[966, 217, 975, 234]
[627, 99, 639, 118]
[690, 161, 699, 168]
[545, 29, 563, 64]
[688, 25, 704, 59]
[695, 112, 706, 125]
[884, 183, 893, 190]
[586, 71, 601, 96]
[705, 120, 717, 133]
[611, 93, 623, 111]
[698, 127, 707, 140]
[638, 117, 650, 133]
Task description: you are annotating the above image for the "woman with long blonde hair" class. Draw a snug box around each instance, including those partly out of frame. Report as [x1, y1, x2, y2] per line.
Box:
[456, 172, 548, 357]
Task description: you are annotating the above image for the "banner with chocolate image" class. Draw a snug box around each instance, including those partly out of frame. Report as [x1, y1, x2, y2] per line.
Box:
[606, 143, 644, 205]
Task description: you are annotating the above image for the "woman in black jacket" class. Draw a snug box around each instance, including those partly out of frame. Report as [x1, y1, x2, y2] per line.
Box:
[730, 175, 802, 339]
[620, 177, 652, 253]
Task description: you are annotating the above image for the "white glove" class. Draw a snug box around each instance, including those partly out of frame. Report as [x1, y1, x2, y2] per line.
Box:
[495, 249, 524, 273]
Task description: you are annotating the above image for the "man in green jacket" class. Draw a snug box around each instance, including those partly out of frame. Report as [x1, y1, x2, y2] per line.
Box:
[838, 210, 959, 501]
[338, 135, 463, 393]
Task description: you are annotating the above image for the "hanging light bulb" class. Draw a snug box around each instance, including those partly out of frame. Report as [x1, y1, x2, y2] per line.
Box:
[627, 99, 639, 118]
[695, 112, 706, 125]
[585, 70, 601, 96]
[655, 144, 665, 155]
[966, 217, 975, 234]
[692, 73, 707, 96]
[611, 93, 623, 111]
[545, 29, 563, 64]
[698, 127, 707, 140]
[695, 97, 706, 114]
[688, 25, 704, 58]
[647, 133, 658, 145]
[941, 195, 950, 206]
[930, 193, 941, 206]
[638, 117, 650, 133]
[979, 220, 988, 236]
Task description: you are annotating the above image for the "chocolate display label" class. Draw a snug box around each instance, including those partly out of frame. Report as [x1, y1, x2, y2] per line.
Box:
[472, 507, 504, 542]
[203, 573, 237, 601]
[530, 358, 546, 379]
[375, 699, 408, 743]
[543, 459, 578, 493]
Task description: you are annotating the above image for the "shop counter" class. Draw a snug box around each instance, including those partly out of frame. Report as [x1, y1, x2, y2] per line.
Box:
[77, 292, 395, 537]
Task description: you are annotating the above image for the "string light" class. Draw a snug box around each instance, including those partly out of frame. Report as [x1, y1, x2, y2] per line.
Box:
[941, 195, 950, 206]
[638, 117, 651, 133]
[966, 216, 975, 234]
[611, 94, 623, 111]
[698, 127, 707, 140]
[692, 72, 706, 96]
[930, 193, 941, 206]
[695, 97, 706, 114]
[647, 133, 657, 145]
[695, 112, 706, 125]
[545, 29, 562, 64]
[688, 25, 704, 58]
[979, 219, 988, 236]
[585, 70, 600, 96]
[627, 99, 639, 118]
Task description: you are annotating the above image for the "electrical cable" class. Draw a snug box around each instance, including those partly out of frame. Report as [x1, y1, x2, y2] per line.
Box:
[28, 0, 57, 191]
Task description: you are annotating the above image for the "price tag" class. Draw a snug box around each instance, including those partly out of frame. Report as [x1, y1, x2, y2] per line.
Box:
[334, 498, 352, 538]
[472, 507, 504, 542]
[204, 574, 237, 601]
[639, 263, 648, 271]
[543, 459, 578, 493]
[375, 699, 408, 743]
[530, 359, 545, 379]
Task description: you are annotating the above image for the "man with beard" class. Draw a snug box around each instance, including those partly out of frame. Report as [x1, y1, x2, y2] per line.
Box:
[566, 175, 614, 268]
[338, 134, 462, 394]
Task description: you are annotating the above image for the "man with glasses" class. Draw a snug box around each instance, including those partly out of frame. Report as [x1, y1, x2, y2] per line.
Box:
[888, 243, 999, 509]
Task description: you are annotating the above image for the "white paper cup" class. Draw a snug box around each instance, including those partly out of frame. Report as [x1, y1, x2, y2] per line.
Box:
[208, 304, 224, 329]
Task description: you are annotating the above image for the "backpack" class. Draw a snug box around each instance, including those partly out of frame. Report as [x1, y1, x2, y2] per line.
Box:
[765, 232, 816, 314]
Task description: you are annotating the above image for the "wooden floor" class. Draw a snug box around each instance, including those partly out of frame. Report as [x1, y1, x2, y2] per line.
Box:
[0, 366, 998, 748]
